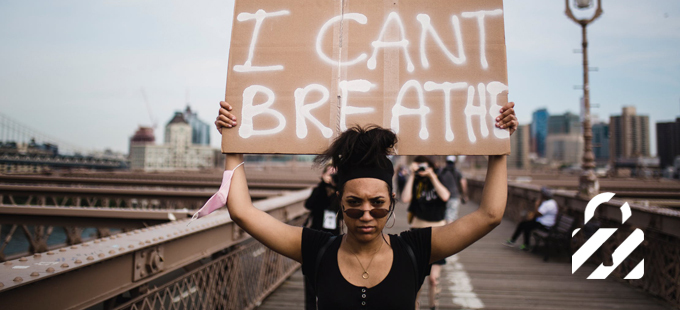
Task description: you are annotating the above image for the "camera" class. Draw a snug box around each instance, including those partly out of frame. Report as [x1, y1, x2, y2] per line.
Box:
[416, 163, 428, 172]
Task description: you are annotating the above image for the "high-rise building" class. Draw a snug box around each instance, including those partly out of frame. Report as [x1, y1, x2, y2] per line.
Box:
[183, 106, 211, 146]
[610, 106, 650, 161]
[546, 134, 584, 165]
[656, 118, 680, 169]
[508, 124, 530, 169]
[592, 122, 610, 164]
[548, 112, 581, 135]
[531, 109, 549, 157]
[545, 112, 583, 165]
[130, 112, 215, 171]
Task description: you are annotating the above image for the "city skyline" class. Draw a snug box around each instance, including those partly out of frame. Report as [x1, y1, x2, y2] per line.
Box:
[0, 0, 678, 155]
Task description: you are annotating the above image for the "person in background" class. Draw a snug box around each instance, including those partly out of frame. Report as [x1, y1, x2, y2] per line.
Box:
[303, 164, 341, 309]
[401, 156, 450, 310]
[305, 164, 341, 235]
[505, 187, 558, 251]
[438, 156, 468, 224]
[396, 165, 409, 199]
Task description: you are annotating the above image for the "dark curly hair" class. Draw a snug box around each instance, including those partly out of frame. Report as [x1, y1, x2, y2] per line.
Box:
[315, 125, 396, 171]
[315, 125, 398, 212]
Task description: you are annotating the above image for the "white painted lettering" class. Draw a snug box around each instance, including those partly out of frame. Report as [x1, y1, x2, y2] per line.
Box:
[339, 80, 375, 131]
[367, 12, 415, 72]
[233, 10, 290, 73]
[424, 81, 468, 141]
[391, 80, 431, 140]
[487, 81, 509, 139]
[294, 84, 333, 139]
[461, 9, 503, 69]
[316, 14, 368, 66]
[417, 14, 466, 69]
[464, 83, 488, 143]
[239, 85, 286, 138]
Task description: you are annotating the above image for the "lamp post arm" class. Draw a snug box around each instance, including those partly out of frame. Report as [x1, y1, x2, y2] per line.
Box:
[565, 0, 579, 23]
[587, 0, 604, 23]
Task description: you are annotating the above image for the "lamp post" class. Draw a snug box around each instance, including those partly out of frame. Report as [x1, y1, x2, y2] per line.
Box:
[565, 0, 603, 199]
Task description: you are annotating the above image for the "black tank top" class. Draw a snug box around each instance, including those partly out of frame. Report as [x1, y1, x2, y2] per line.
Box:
[301, 228, 432, 310]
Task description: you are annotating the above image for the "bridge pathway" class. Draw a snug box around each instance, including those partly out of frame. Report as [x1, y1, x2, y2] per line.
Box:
[258, 200, 673, 310]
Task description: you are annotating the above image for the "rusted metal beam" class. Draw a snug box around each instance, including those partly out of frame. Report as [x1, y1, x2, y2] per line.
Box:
[0, 184, 281, 200]
[0, 205, 191, 228]
[0, 188, 311, 310]
[0, 174, 317, 190]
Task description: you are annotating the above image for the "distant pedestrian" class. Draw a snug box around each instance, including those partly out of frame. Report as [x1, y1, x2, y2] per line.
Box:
[396, 165, 408, 199]
[505, 187, 558, 251]
[304, 164, 341, 235]
[438, 156, 468, 224]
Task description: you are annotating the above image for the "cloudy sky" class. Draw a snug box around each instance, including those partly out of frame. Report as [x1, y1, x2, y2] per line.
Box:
[0, 0, 678, 155]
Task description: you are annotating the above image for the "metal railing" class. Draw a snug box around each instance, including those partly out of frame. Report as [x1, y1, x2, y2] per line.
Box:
[114, 227, 301, 310]
[468, 178, 680, 308]
[0, 188, 311, 310]
[0, 169, 318, 262]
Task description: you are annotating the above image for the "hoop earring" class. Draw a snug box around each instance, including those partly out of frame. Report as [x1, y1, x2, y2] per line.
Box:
[386, 211, 396, 229]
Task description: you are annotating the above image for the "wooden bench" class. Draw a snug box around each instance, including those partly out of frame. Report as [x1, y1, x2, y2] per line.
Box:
[532, 214, 576, 262]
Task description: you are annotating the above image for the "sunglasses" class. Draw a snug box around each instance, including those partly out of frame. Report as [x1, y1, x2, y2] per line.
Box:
[342, 207, 390, 219]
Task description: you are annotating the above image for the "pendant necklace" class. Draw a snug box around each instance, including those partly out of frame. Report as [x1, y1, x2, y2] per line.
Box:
[348, 236, 384, 280]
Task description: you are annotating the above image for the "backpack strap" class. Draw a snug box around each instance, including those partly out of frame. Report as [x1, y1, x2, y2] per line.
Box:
[401, 237, 420, 291]
[313, 235, 337, 295]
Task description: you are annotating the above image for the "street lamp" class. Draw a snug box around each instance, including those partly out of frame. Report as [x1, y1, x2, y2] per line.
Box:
[574, 0, 594, 9]
[565, 0, 603, 199]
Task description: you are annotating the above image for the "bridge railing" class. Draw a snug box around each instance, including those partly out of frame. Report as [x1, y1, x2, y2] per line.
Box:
[0, 188, 311, 310]
[468, 178, 680, 308]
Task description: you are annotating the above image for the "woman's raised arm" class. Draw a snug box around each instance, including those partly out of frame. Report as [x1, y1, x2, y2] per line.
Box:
[215, 101, 303, 263]
[429, 102, 517, 263]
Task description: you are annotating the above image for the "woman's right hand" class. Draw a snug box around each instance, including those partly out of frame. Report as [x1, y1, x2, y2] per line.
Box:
[214, 101, 238, 134]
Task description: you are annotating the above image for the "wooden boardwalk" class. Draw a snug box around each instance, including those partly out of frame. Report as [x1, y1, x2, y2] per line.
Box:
[258, 200, 675, 310]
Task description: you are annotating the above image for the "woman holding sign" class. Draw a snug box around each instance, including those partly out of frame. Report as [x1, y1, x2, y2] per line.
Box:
[212, 100, 516, 310]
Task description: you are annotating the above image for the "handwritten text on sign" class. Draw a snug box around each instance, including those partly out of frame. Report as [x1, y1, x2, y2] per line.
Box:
[222, 0, 510, 155]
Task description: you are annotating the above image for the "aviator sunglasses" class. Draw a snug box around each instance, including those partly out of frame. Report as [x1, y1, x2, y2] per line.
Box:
[342, 207, 390, 219]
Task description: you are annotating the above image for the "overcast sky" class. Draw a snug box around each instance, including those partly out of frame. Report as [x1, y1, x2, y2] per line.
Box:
[0, 0, 678, 155]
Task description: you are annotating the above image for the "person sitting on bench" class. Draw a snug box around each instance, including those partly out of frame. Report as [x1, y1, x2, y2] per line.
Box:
[505, 187, 558, 251]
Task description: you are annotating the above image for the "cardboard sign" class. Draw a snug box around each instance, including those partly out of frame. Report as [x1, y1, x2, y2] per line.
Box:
[222, 0, 510, 155]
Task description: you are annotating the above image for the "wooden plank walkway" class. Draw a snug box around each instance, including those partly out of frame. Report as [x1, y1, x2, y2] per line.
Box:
[258, 200, 675, 310]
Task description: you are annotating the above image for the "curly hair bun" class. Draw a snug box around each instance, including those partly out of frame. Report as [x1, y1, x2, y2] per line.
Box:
[316, 125, 397, 172]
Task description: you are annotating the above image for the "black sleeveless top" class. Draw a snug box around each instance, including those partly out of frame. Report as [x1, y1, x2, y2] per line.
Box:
[301, 227, 432, 310]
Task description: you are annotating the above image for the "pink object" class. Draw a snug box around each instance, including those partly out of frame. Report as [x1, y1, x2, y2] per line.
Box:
[188, 162, 244, 225]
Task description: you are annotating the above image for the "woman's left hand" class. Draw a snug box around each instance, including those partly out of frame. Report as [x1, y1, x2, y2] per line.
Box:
[495, 101, 518, 135]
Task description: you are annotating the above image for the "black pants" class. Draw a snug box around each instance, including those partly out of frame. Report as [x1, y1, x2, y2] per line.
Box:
[511, 219, 548, 246]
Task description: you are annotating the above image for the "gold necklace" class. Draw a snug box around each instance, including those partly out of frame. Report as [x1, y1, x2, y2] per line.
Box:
[347, 236, 384, 279]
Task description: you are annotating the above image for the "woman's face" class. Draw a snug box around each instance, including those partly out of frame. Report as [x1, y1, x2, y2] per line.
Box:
[341, 178, 392, 243]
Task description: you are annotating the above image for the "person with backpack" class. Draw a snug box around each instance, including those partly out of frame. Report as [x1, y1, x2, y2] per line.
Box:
[438, 156, 468, 224]
[304, 164, 341, 235]
[401, 155, 450, 310]
[212, 100, 517, 310]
